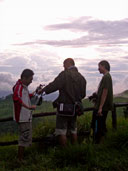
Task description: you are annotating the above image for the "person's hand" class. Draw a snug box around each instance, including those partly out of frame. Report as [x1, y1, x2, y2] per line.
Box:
[37, 89, 43, 94]
[97, 107, 103, 116]
[31, 91, 36, 96]
[29, 105, 36, 110]
[35, 84, 44, 94]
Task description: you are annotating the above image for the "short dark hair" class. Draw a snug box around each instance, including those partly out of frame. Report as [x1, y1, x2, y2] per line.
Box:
[99, 60, 110, 71]
[63, 58, 75, 66]
[21, 69, 34, 79]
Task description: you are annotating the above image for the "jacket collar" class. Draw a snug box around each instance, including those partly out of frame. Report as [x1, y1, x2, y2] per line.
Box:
[68, 66, 78, 71]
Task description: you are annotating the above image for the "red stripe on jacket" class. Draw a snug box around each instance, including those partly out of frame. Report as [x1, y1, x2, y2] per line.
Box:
[13, 79, 23, 122]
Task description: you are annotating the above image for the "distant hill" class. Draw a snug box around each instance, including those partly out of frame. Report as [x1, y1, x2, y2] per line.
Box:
[43, 92, 58, 101]
[0, 92, 58, 102]
[115, 90, 128, 99]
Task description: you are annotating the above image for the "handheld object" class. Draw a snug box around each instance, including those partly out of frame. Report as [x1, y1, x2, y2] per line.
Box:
[32, 84, 45, 105]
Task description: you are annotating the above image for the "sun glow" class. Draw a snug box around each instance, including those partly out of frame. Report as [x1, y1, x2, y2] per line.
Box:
[1, 0, 127, 50]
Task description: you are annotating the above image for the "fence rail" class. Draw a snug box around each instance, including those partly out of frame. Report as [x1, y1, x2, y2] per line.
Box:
[0, 103, 128, 146]
[0, 107, 95, 122]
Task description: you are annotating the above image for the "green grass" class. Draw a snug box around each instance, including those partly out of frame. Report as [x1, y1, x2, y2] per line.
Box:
[0, 95, 128, 170]
[1, 114, 128, 170]
[1, 121, 128, 171]
[0, 98, 13, 118]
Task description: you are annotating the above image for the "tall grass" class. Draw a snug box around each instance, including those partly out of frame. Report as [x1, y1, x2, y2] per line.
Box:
[1, 122, 128, 171]
[1, 96, 128, 170]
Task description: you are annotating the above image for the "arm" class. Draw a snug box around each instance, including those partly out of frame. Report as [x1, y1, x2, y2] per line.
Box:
[22, 101, 36, 110]
[98, 88, 108, 116]
[39, 72, 65, 94]
[13, 84, 23, 105]
[29, 91, 35, 98]
[13, 85, 36, 110]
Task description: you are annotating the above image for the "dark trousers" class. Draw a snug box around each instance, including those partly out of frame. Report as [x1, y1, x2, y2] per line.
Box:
[91, 109, 108, 143]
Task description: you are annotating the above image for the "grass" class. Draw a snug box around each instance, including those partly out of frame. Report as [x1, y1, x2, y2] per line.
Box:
[1, 115, 128, 170]
[0, 96, 128, 170]
[1, 123, 128, 171]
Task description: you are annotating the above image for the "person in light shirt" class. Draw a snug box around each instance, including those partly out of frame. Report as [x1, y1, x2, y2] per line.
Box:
[13, 69, 36, 162]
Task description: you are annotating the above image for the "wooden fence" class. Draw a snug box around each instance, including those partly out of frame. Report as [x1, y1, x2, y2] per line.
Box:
[0, 103, 128, 146]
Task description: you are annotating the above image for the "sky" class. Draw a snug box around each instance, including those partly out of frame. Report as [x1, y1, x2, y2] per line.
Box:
[0, 0, 128, 98]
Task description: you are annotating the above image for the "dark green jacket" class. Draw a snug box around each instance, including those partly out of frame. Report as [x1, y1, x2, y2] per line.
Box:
[43, 67, 86, 104]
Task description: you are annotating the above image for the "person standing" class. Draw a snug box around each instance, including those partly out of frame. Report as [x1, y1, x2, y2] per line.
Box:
[91, 60, 113, 143]
[39, 58, 86, 146]
[13, 69, 36, 161]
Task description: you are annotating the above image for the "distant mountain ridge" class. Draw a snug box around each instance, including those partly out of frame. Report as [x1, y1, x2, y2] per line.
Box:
[115, 90, 128, 98]
[1, 90, 128, 102]
[0, 92, 58, 102]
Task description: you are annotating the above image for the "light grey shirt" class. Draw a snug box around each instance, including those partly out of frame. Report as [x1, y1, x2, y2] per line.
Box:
[19, 85, 32, 122]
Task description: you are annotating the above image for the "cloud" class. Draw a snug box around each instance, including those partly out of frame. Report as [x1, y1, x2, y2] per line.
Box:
[122, 56, 128, 60]
[0, 54, 127, 97]
[1, 15, 128, 97]
[0, 72, 16, 92]
[0, 50, 63, 95]
[0, 56, 35, 76]
[14, 17, 128, 48]
[44, 17, 128, 47]
[45, 17, 128, 38]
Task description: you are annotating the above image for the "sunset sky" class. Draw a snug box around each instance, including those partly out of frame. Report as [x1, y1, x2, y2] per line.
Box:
[0, 0, 128, 98]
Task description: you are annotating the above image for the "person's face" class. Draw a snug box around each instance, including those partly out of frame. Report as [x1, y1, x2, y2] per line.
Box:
[24, 75, 33, 86]
[63, 62, 69, 70]
[98, 64, 105, 74]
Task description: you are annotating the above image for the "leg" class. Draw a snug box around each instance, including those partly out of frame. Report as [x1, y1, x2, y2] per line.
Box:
[55, 115, 67, 147]
[95, 111, 108, 143]
[95, 116, 102, 143]
[91, 110, 98, 142]
[91, 110, 96, 130]
[58, 135, 67, 147]
[68, 116, 77, 144]
[102, 111, 108, 136]
[71, 133, 77, 144]
[18, 146, 24, 161]
[18, 122, 32, 161]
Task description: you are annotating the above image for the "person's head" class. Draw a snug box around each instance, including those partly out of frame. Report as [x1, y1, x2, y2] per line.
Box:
[98, 60, 110, 74]
[63, 58, 75, 70]
[21, 69, 34, 86]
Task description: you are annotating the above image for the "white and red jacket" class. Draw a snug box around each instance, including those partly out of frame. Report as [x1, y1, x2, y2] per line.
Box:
[13, 79, 33, 123]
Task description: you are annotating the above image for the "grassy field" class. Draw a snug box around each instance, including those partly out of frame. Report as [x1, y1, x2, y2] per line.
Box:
[0, 95, 128, 170]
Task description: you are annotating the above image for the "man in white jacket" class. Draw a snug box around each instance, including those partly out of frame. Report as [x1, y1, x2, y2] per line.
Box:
[13, 69, 36, 161]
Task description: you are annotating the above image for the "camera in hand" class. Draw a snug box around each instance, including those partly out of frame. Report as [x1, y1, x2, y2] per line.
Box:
[32, 84, 45, 106]
[36, 84, 45, 94]
[88, 92, 98, 103]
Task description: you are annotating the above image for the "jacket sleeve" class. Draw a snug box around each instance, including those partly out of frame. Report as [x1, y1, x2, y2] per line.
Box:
[13, 84, 23, 105]
[29, 93, 34, 98]
[43, 71, 65, 94]
[81, 76, 87, 99]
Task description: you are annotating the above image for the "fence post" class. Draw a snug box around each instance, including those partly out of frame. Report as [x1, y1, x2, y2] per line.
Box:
[112, 104, 117, 129]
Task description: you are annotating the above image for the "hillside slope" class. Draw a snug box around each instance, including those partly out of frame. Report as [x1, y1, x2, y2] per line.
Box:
[115, 90, 128, 99]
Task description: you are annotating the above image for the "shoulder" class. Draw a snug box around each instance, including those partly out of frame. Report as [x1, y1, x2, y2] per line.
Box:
[53, 71, 66, 82]
[102, 73, 112, 85]
[103, 73, 112, 80]
[57, 71, 65, 78]
[13, 81, 23, 93]
[77, 71, 86, 82]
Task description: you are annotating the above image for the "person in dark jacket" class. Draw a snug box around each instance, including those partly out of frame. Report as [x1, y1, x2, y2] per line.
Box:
[39, 58, 86, 146]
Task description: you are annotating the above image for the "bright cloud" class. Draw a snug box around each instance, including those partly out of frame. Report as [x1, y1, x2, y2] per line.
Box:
[0, 0, 128, 97]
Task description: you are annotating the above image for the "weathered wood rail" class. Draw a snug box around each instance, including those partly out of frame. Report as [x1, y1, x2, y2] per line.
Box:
[0, 103, 128, 146]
